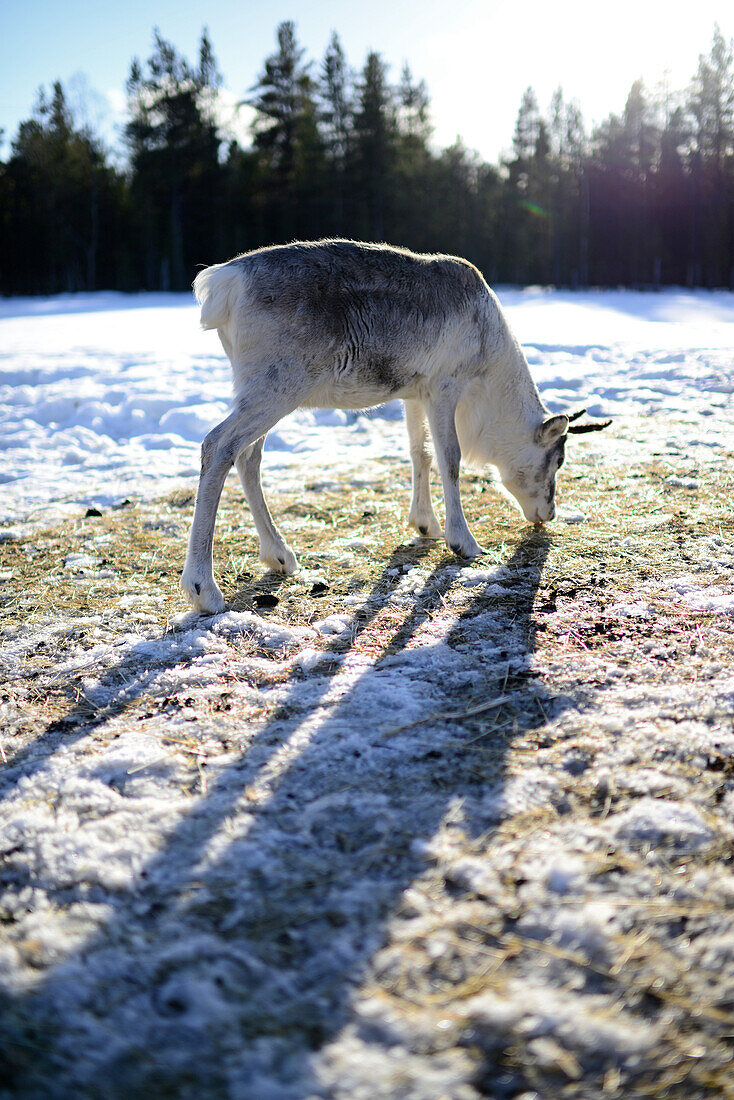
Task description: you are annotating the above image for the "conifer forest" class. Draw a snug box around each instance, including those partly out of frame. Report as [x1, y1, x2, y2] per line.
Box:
[2, 21, 734, 296]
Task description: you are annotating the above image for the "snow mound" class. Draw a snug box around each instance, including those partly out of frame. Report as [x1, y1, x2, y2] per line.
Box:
[666, 577, 734, 614]
[212, 610, 317, 649]
[611, 797, 715, 849]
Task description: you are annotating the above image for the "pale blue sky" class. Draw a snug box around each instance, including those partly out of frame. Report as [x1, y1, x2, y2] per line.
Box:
[2, 0, 732, 163]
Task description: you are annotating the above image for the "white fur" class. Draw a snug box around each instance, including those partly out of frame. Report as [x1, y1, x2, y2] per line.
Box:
[193, 263, 246, 332]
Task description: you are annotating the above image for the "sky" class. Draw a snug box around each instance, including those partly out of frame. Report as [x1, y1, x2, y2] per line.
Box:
[1, 0, 733, 164]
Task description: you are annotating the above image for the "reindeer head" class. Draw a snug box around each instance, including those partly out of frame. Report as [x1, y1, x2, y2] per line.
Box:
[497, 409, 611, 525]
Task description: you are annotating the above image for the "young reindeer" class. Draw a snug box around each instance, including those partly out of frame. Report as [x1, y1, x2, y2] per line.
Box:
[182, 240, 610, 614]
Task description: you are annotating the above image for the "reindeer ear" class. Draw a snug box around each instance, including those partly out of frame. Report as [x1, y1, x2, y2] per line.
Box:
[535, 414, 569, 446]
[567, 418, 612, 435]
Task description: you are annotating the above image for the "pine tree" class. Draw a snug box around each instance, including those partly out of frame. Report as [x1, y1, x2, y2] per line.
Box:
[686, 26, 734, 284]
[318, 31, 352, 233]
[689, 25, 734, 167]
[319, 32, 352, 166]
[352, 51, 395, 239]
[248, 21, 322, 239]
[622, 80, 658, 178]
[392, 63, 432, 247]
[125, 28, 223, 288]
[5, 81, 122, 293]
[657, 105, 690, 284]
[512, 87, 541, 165]
[507, 87, 554, 282]
[397, 63, 431, 143]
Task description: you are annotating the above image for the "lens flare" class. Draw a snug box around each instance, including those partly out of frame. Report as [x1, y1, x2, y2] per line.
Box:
[520, 199, 550, 218]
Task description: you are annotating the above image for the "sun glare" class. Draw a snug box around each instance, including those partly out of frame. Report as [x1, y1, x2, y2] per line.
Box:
[416, 0, 728, 159]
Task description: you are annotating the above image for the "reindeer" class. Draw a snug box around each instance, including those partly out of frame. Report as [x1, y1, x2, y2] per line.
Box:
[181, 240, 610, 613]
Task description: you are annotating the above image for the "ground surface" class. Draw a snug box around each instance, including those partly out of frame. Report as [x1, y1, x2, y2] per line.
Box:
[2, 420, 734, 1099]
[1, 290, 734, 1098]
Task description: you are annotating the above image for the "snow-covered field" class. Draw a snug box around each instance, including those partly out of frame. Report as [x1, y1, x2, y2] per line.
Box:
[0, 287, 731, 526]
[1, 288, 734, 1098]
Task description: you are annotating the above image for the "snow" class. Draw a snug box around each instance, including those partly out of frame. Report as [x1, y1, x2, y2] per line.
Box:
[665, 575, 734, 615]
[2, 287, 734, 1096]
[0, 293, 405, 525]
[610, 797, 715, 850]
[666, 475, 700, 489]
[558, 508, 587, 524]
[1, 286, 732, 524]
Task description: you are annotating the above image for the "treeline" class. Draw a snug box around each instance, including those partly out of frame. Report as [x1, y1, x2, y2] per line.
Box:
[2, 22, 734, 294]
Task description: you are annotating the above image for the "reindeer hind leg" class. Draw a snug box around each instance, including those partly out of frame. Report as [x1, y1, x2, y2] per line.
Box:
[235, 437, 298, 574]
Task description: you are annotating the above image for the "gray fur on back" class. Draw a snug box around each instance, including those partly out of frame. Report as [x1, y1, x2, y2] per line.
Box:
[238, 239, 484, 321]
[231, 239, 493, 395]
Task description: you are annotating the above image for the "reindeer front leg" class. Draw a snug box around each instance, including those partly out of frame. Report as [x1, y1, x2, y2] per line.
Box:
[424, 388, 482, 560]
[404, 398, 442, 538]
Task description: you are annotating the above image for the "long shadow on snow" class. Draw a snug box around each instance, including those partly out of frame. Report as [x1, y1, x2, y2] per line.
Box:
[2, 529, 564, 1098]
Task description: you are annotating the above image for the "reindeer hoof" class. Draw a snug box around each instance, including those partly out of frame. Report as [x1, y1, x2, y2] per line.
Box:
[409, 513, 442, 539]
[181, 573, 226, 615]
[447, 534, 482, 559]
[260, 546, 298, 575]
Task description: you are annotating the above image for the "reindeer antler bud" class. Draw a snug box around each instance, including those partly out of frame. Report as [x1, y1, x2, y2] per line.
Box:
[567, 418, 612, 435]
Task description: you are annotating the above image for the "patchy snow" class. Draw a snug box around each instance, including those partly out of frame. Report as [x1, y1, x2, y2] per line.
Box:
[666, 576, 734, 614]
[558, 508, 587, 524]
[666, 475, 700, 489]
[1, 288, 734, 1096]
[610, 797, 715, 850]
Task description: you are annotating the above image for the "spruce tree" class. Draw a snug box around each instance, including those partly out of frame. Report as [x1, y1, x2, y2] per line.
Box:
[5, 81, 121, 293]
[318, 31, 352, 233]
[125, 28, 223, 288]
[352, 51, 395, 239]
[248, 21, 322, 240]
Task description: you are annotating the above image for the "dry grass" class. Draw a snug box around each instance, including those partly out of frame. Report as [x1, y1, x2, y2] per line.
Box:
[2, 437, 733, 759]
[2, 441, 732, 673]
[2, 445, 732, 614]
